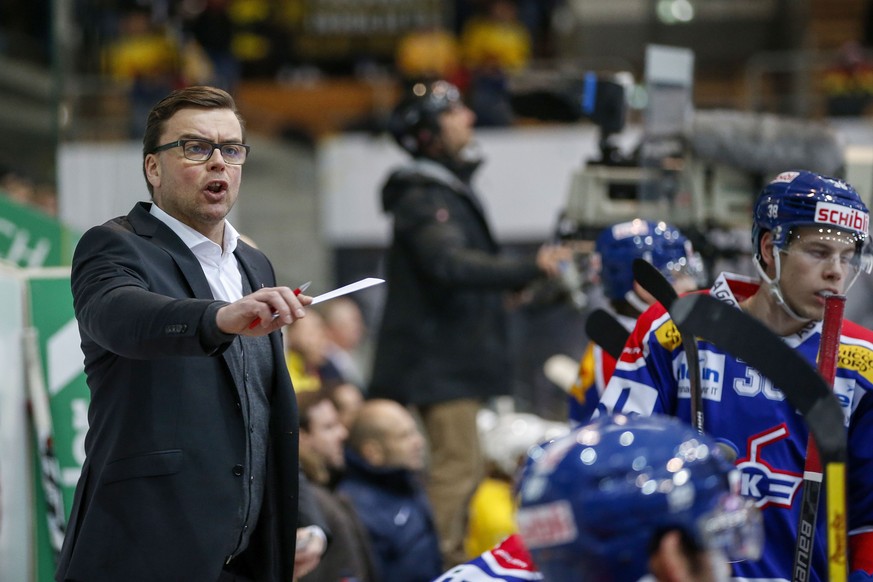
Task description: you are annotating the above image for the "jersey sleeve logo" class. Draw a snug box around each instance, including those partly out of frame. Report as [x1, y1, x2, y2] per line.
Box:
[654, 320, 683, 351]
[839, 344, 873, 384]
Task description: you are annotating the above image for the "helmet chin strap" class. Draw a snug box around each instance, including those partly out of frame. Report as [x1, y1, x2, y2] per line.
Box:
[754, 249, 811, 322]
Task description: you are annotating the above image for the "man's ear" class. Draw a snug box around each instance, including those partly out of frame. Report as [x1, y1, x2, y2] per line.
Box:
[144, 153, 161, 191]
[648, 530, 693, 582]
[759, 231, 777, 273]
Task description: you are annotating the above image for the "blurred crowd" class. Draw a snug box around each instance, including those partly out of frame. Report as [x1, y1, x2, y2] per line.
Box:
[0, 0, 569, 214]
[72, 0, 565, 135]
[0, 166, 58, 216]
[283, 296, 570, 580]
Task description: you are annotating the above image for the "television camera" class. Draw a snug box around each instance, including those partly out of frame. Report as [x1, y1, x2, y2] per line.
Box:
[509, 46, 847, 296]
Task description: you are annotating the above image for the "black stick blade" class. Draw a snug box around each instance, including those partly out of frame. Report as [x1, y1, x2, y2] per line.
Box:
[633, 258, 704, 432]
[670, 294, 846, 463]
[584, 309, 630, 360]
[633, 258, 677, 308]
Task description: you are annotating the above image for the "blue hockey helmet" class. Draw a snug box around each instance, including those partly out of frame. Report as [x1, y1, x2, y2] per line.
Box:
[516, 414, 762, 582]
[596, 219, 701, 301]
[753, 170, 869, 255]
[389, 80, 463, 157]
[752, 171, 872, 317]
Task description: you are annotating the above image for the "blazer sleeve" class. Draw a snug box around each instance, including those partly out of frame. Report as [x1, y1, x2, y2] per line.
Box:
[72, 223, 235, 359]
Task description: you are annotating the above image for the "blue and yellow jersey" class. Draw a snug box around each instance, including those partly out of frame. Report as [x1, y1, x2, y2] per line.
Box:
[599, 272, 873, 581]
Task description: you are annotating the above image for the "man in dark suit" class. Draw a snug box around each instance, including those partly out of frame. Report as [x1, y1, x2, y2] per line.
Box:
[57, 86, 313, 582]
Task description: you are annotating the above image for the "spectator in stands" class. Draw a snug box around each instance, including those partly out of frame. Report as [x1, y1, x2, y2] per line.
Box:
[223, 0, 285, 78]
[337, 399, 442, 582]
[103, 6, 182, 137]
[395, 24, 463, 89]
[0, 166, 58, 215]
[0, 167, 36, 206]
[464, 412, 567, 558]
[0, 166, 57, 216]
[319, 297, 369, 389]
[298, 390, 377, 582]
[822, 40, 873, 116]
[183, 0, 240, 93]
[284, 308, 340, 393]
[515, 0, 563, 58]
[324, 379, 365, 432]
[459, 0, 532, 126]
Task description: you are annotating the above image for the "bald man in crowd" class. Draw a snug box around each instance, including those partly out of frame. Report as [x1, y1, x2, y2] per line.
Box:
[336, 400, 442, 582]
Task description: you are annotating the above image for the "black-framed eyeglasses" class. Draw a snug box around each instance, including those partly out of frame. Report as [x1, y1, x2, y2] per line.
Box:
[151, 139, 250, 165]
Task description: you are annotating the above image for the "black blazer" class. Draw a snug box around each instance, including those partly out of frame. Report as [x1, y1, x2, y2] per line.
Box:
[56, 202, 300, 582]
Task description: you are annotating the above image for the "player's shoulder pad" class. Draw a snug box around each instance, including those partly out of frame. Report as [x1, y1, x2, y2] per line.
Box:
[432, 534, 543, 581]
[843, 319, 873, 344]
[629, 299, 683, 353]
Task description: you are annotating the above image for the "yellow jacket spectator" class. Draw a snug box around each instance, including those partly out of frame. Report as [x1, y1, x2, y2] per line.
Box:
[460, 1, 531, 72]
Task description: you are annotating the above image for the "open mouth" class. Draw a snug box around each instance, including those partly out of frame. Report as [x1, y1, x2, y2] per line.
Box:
[204, 181, 227, 197]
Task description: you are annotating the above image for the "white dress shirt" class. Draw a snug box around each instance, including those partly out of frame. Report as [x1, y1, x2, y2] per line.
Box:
[149, 203, 243, 302]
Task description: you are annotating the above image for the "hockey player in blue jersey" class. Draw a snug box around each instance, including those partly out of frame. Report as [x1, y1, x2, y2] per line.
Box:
[433, 414, 763, 581]
[598, 170, 873, 580]
[568, 219, 701, 425]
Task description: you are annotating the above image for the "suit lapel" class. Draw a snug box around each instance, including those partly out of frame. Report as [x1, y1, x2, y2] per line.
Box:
[235, 242, 269, 291]
[128, 202, 215, 300]
[128, 203, 255, 398]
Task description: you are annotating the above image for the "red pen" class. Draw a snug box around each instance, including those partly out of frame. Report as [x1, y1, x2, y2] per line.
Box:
[247, 281, 312, 329]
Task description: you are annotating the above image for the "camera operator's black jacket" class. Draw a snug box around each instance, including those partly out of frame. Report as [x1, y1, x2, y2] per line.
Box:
[369, 157, 543, 406]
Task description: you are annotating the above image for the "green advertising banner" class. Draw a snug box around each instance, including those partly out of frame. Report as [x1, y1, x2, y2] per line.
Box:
[0, 196, 79, 267]
[0, 267, 30, 582]
[25, 269, 88, 582]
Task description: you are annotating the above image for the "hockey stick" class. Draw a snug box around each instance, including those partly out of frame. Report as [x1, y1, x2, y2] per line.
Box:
[23, 327, 67, 559]
[632, 259, 704, 433]
[670, 294, 848, 581]
[792, 294, 846, 582]
[584, 308, 629, 360]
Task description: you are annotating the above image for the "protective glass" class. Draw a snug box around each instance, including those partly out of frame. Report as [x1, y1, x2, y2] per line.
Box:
[152, 139, 250, 165]
[780, 227, 871, 278]
[698, 493, 763, 562]
[660, 248, 706, 292]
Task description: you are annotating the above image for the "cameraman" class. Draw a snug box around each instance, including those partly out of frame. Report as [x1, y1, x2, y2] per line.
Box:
[369, 80, 569, 568]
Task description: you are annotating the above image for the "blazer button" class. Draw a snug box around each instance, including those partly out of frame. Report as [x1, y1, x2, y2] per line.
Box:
[232, 464, 244, 476]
